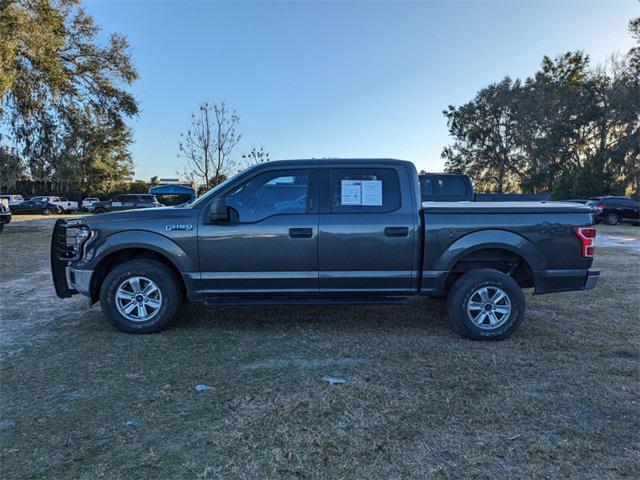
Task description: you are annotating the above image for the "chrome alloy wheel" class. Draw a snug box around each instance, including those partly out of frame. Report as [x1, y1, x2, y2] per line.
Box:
[466, 286, 512, 330]
[115, 276, 163, 322]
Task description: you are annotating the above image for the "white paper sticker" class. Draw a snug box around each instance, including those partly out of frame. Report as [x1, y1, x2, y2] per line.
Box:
[341, 180, 362, 205]
[361, 180, 383, 206]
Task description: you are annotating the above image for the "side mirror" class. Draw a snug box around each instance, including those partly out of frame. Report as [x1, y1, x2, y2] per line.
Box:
[207, 198, 229, 223]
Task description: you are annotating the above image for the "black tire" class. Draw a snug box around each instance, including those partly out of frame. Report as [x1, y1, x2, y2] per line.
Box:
[100, 259, 182, 333]
[605, 213, 619, 225]
[42, 208, 51, 215]
[94, 208, 106, 214]
[0, 224, 4, 233]
[447, 268, 525, 341]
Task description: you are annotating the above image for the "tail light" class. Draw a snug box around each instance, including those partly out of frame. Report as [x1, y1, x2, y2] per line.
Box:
[575, 226, 596, 258]
[595, 204, 604, 213]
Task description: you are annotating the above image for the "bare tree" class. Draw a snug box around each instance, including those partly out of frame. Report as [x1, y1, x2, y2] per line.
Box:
[242, 146, 270, 165]
[178, 101, 241, 190]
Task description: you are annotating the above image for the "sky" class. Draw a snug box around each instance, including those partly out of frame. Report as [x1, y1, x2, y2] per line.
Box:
[85, 0, 638, 180]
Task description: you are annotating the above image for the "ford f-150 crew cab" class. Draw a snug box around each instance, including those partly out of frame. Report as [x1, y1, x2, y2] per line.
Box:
[51, 159, 599, 340]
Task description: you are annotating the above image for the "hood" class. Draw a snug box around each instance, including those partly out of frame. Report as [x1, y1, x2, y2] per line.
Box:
[78, 206, 196, 226]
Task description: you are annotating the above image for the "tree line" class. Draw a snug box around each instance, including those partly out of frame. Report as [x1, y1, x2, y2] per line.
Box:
[0, 0, 266, 199]
[443, 17, 639, 199]
[1, 2, 637, 201]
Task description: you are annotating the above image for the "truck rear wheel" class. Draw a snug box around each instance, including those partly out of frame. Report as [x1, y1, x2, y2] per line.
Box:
[447, 268, 525, 341]
[100, 259, 181, 333]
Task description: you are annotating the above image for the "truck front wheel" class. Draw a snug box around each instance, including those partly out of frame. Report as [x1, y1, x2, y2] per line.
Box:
[100, 259, 182, 333]
[447, 269, 525, 341]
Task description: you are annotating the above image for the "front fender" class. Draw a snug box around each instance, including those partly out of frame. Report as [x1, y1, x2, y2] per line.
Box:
[85, 230, 198, 273]
[435, 229, 544, 273]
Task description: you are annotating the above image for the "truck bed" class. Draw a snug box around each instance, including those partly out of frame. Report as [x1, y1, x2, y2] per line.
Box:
[420, 200, 597, 296]
[422, 201, 593, 214]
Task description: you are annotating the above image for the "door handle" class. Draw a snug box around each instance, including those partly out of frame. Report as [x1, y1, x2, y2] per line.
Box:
[384, 227, 409, 237]
[289, 228, 313, 238]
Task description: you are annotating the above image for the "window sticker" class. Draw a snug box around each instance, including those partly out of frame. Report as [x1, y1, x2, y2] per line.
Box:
[341, 180, 362, 205]
[340, 179, 383, 206]
[361, 180, 383, 206]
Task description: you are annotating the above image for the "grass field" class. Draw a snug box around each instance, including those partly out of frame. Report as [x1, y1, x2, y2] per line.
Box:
[0, 220, 638, 479]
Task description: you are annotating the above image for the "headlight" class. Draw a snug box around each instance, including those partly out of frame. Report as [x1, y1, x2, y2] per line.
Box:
[57, 222, 95, 261]
[66, 227, 90, 250]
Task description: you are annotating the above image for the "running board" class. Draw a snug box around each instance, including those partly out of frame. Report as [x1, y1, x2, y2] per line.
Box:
[203, 297, 409, 307]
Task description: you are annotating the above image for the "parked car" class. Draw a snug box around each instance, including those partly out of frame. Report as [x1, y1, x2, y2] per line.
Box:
[82, 197, 101, 212]
[0, 194, 24, 206]
[589, 196, 640, 225]
[419, 173, 474, 202]
[11, 199, 62, 215]
[0, 202, 11, 232]
[31, 196, 79, 213]
[52, 159, 598, 341]
[92, 194, 162, 214]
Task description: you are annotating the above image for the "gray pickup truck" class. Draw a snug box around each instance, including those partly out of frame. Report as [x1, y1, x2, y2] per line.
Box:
[51, 159, 599, 340]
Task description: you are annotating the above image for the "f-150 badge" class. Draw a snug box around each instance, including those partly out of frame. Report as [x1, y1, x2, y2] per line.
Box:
[166, 224, 193, 231]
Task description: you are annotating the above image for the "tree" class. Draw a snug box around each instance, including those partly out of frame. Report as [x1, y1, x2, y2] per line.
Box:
[442, 77, 525, 193]
[178, 101, 241, 190]
[629, 15, 640, 74]
[0, 0, 138, 197]
[242, 146, 269, 165]
[516, 52, 594, 193]
[58, 108, 135, 196]
[442, 47, 639, 198]
[0, 143, 24, 190]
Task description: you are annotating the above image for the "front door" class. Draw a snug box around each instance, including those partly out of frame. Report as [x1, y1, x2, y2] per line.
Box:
[198, 167, 319, 297]
[318, 164, 419, 295]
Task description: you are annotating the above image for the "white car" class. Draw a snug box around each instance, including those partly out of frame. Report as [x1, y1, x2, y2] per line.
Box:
[82, 197, 100, 211]
[31, 196, 79, 213]
[0, 194, 24, 206]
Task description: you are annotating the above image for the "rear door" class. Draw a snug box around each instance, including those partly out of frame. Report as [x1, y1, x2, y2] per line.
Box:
[318, 164, 418, 295]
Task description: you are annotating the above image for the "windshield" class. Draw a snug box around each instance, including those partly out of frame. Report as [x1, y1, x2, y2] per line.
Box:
[188, 167, 253, 208]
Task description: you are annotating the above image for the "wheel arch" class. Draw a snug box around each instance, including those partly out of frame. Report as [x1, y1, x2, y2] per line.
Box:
[90, 247, 187, 304]
[436, 230, 543, 293]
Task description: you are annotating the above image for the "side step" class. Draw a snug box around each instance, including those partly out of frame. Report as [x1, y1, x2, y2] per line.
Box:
[203, 297, 409, 307]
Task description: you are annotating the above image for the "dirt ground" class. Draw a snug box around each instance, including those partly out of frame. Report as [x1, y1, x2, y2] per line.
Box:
[0, 219, 638, 479]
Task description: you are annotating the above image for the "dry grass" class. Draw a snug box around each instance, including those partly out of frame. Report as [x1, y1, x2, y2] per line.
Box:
[0, 220, 638, 479]
[7, 212, 94, 223]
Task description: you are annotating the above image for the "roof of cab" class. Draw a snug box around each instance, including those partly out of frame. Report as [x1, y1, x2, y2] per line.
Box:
[250, 158, 415, 169]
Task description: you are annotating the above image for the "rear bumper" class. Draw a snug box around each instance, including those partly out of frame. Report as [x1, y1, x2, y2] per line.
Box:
[534, 268, 599, 294]
[584, 269, 599, 290]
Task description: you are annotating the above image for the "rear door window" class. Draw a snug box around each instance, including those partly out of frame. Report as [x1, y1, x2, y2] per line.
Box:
[329, 168, 400, 213]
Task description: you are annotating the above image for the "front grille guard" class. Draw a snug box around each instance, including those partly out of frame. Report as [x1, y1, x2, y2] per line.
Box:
[51, 219, 92, 298]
